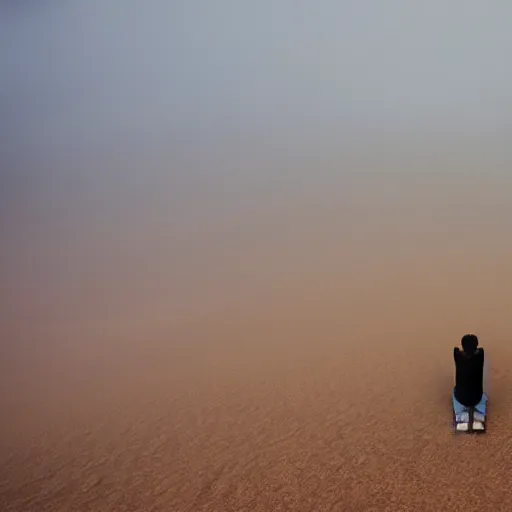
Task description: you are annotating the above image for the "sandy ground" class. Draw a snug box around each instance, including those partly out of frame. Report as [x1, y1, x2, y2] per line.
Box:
[2, 171, 512, 511]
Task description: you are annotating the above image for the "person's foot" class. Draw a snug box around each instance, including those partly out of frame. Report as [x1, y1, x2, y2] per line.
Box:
[456, 422, 469, 431]
[472, 421, 485, 431]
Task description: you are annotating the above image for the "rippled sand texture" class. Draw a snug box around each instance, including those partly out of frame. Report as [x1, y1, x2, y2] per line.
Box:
[2, 167, 512, 511]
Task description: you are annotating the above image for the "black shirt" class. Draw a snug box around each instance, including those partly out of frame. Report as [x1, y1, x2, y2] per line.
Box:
[454, 347, 484, 407]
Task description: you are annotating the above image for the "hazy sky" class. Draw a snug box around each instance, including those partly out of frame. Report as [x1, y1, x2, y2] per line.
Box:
[2, 0, 512, 170]
[2, 2, 512, 343]
[3, 0, 512, 404]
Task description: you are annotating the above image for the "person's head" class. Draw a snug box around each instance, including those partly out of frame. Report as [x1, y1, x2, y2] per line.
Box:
[461, 334, 479, 354]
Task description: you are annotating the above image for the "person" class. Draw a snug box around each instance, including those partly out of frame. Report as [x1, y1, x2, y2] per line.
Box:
[453, 334, 484, 407]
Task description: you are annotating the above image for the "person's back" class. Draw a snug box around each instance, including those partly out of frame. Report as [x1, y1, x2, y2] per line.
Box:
[454, 334, 484, 407]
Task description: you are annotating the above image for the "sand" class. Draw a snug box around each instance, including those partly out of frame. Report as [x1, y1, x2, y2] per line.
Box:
[2, 170, 512, 511]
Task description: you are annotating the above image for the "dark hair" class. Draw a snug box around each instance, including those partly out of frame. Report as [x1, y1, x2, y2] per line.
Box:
[461, 334, 479, 354]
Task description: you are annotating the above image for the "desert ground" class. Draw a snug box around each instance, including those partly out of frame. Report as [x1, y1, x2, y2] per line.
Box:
[2, 168, 512, 511]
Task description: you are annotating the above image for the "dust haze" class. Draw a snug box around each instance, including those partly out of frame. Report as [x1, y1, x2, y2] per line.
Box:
[2, 2, 512, 510]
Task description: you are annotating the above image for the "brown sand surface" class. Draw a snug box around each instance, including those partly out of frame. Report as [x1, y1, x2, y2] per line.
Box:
[2, 170, 512, 511]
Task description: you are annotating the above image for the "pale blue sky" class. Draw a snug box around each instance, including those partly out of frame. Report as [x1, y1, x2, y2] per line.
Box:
[2, 1, 512, 168]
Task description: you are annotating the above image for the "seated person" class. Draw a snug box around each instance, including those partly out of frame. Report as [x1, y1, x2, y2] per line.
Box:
[454, 334, 484, 408]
